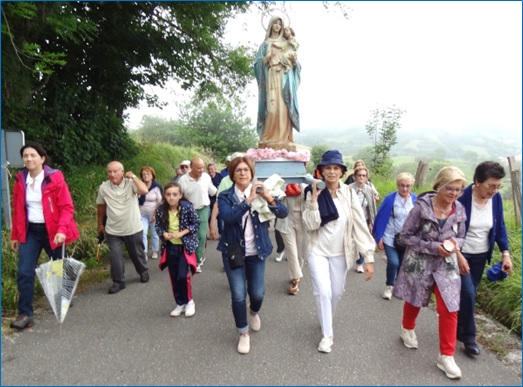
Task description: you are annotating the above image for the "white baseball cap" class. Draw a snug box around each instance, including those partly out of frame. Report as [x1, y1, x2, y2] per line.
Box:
[180, 160, 190, 167]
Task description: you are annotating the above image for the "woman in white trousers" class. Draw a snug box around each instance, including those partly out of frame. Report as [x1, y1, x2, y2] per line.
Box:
[303, 150, 376, 353]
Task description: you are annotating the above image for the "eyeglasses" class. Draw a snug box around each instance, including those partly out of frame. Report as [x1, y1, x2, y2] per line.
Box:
[444, 185, 464, 194]
[398, 184, 412, 189]
[234, 168, 250, 174]
[356, 174, 367, 178]
[484, 183, 503, 190]
[181, 165, 189, 169]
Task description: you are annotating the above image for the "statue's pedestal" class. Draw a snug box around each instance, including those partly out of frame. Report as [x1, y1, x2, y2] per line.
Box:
[254, 158, 313, 184]
[258, 141, 297, 152]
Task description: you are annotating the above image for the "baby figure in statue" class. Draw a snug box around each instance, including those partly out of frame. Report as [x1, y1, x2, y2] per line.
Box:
[281, 27, 299, 73]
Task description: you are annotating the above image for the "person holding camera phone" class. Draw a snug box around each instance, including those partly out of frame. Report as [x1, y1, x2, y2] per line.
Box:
[372, 172, 417, 300]
[216, 156, 288, 355]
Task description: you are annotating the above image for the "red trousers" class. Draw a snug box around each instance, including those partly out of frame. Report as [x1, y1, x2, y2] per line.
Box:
[402, 284, 457, 356]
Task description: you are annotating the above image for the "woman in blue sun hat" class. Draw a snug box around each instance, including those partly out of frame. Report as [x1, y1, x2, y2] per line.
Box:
[302, 150, 376, 354]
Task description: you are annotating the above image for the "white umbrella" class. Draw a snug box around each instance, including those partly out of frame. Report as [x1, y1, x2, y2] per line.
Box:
[35, 245, 86, 324]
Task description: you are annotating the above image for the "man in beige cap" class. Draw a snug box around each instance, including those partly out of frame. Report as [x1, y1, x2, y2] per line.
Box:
[173, 160, 190, 183]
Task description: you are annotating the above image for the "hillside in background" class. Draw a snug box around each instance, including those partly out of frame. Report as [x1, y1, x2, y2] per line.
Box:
[295, 127, 521, 163]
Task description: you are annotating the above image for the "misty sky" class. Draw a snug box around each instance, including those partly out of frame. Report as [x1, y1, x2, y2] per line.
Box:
[125, 1, 522, 139]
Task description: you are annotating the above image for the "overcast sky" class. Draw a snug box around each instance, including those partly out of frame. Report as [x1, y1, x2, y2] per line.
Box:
[125, 1, 522, 138]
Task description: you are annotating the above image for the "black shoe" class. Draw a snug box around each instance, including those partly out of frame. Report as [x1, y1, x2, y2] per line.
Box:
[140, 271, 149, 283]
[464, 342, 480, 356]
[10, 315, 34, 330]
[108, 282, 126, 294]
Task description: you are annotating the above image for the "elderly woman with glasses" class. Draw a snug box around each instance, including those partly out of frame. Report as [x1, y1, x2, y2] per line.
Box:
[348, 166, 378, 273]
[456, 161, 512, 357]
[393, 166, 468, 379]
[372, 172, 417, 300]
[217, 156, 288, 355]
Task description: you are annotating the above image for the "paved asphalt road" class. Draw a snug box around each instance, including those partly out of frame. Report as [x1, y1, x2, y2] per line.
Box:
[2, 234, 521, 386]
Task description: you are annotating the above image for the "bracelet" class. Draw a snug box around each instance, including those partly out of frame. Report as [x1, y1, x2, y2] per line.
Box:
[502, 252, 510, 257]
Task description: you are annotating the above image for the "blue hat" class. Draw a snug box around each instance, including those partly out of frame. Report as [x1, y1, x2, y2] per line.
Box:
[486, 261, 508, 282]
[317, 150, 347, 170]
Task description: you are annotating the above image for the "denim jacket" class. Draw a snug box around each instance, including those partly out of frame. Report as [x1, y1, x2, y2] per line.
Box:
[217, 185, 288, 260]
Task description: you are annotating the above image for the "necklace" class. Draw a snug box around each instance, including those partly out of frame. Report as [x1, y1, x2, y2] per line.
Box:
[433, 198, 452, 217]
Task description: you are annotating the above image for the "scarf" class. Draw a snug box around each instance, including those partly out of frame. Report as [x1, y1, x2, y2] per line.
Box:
[304, 184, 339, 226]
[138, 180, 163, 206]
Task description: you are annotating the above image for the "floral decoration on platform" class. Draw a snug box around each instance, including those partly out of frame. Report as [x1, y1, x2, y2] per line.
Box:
[246, 148, 310, 162]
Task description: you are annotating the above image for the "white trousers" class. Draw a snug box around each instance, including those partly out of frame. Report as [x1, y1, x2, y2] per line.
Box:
[280, 211, 306, 280]
[308, 252, 347, 338]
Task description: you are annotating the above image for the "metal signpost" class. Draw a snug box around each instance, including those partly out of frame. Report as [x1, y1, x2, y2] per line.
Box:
[2, 130, 25, 230]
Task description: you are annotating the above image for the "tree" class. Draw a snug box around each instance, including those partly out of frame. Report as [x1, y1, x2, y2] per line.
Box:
[176, 98, 258, 162]
[2, 2, 254, 168]
[130, 115, 182, 145]
[305, 144, 330, 174]
[365, 105, 405, 177]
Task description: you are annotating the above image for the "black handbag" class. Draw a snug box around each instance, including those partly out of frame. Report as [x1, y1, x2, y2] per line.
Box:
[226, 242, 244, 270]
[394, 233, 405, 249]
[392, 205, 406, 250]
[225, 213, 249, 270]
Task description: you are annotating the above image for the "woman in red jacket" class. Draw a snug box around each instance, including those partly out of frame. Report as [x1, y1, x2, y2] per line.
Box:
[10, 143, 79, 330]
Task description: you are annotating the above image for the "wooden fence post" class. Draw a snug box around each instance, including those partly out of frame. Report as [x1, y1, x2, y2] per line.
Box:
[507, 156, 522, 226]
[414, 161, 429, 188]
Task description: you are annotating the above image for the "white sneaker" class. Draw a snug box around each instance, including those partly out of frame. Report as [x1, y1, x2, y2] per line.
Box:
[249, 312, 261, 332]
[151, 252, 158, 259]
[400, 327, 418, 349]
[196, 265, 202, 273]
[383, 286, 393, 300]
[237, 333, 250, 354]
[356, 264, 364, 273]
[170, 304, 186, 317]
[318, 336, 333, 353]
[185, 300, 195, 318]
[437, 354, 462, 379]
[275, 252, 284, 262]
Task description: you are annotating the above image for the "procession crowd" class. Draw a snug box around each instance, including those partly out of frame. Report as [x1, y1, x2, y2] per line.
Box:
[9, 143, 513, 381]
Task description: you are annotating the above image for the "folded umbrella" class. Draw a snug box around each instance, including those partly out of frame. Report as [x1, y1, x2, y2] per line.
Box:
[35, 245, 86, 324]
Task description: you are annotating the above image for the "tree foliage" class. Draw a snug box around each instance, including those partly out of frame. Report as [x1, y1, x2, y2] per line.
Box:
[365, 106, 405, 177]
[1, 2, 254, 169]
[131, 100, 258, 163]
[131, 115, 182, 145]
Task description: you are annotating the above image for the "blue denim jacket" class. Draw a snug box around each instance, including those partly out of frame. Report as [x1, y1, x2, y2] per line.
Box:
[217, 185, 288, 260]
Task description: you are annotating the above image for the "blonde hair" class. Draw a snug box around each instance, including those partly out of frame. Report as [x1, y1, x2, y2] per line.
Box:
[432, 166, 466, 191]
[396, 172, 415, 185]
[353, 159, 365, 169]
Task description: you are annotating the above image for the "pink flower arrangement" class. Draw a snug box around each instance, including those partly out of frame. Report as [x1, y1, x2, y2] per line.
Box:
[246, 148, 310, 162]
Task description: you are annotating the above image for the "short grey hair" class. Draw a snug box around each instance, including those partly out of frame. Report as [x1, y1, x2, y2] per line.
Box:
[107, 161, 124, 171]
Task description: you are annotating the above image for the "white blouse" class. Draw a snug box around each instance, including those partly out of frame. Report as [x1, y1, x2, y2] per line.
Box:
[26, 170, 45, 223]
